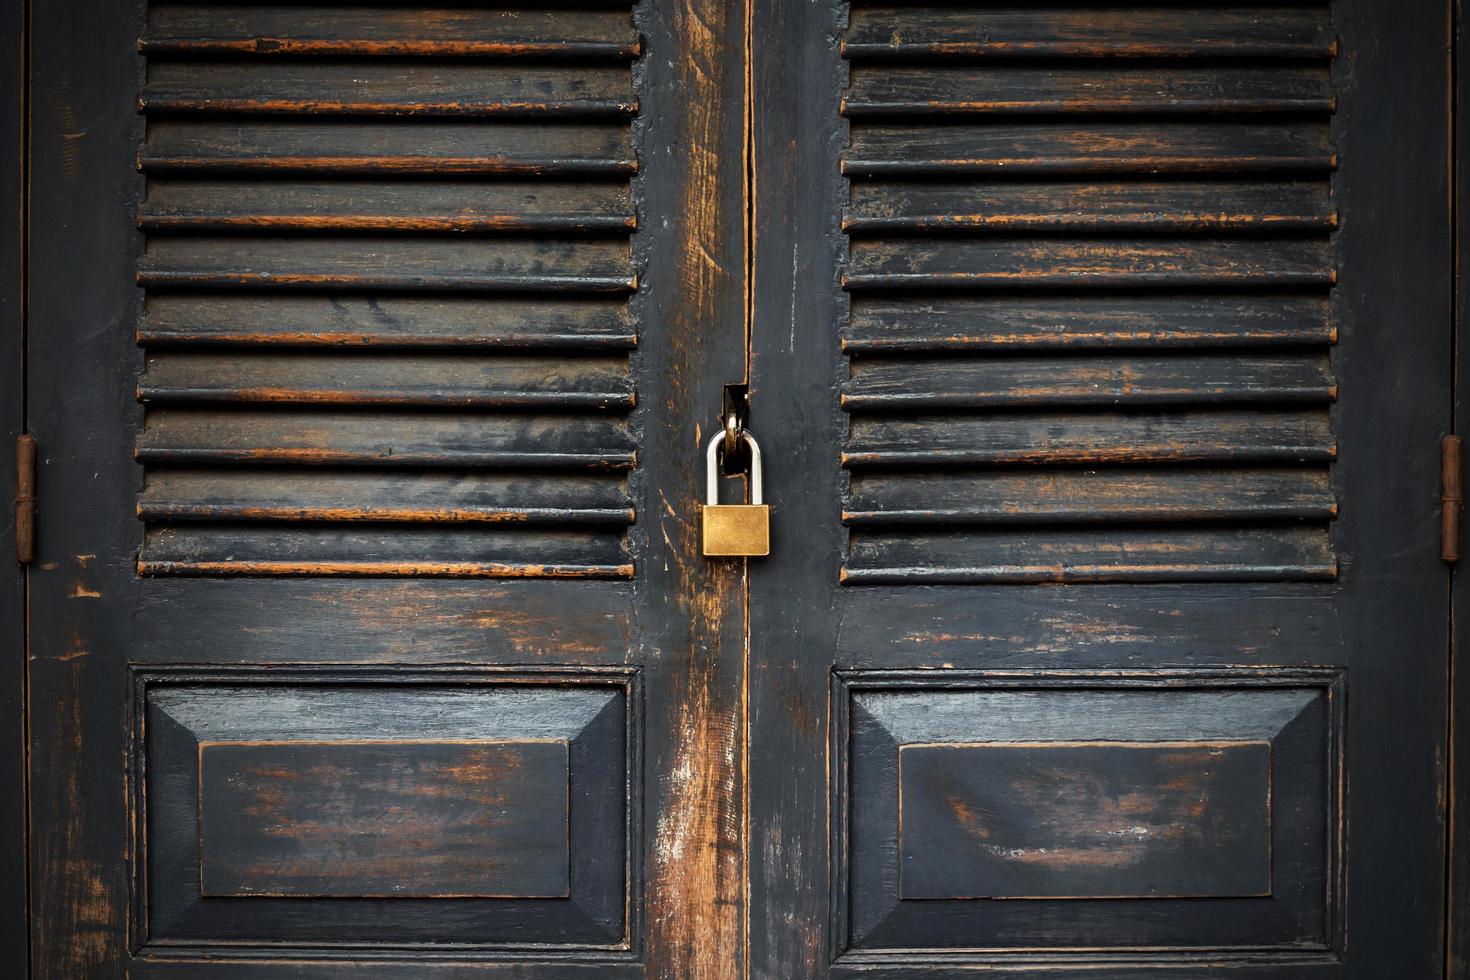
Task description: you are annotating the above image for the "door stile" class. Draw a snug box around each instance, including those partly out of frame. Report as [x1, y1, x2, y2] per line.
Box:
[1, 0, 27, 975]
[1450, 0, 1470, 969]
[746, 0, 847, 974]
[634, 0, 752, 974]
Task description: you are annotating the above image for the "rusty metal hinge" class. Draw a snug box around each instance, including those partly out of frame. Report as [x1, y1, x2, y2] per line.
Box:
[1444, 435, 1463, 563]
[15, 434, 34, 565]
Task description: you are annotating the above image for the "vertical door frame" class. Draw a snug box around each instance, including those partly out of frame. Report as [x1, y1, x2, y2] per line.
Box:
[1452, 0, 1470, 971]
[0, 0, 26, 975]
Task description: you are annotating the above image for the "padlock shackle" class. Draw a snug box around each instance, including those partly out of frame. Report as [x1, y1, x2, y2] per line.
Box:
[706, 430, 762, 506]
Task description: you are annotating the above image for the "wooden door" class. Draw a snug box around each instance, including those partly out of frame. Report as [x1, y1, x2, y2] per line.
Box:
[747, 0, 1454, 977]
[19, 1, 1457, 977]
[26, 1, 751, 976]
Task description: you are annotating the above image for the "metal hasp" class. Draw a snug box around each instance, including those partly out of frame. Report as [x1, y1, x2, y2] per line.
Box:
[1444, 435, 1463, 563]
[15, 434, 34, 564]
[702, 429, 770, 557]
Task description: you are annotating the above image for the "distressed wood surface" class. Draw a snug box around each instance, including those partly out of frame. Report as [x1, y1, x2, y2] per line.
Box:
[198, 739, 572, 898]
[845, 409, 1335, 465]
[140, 179, 635, 233]
[0, 0, 24, 974]
[843, 8, 1336, 60]
[897, 741, 1273, 900]
[846, 466, 1335, 525]
[142, 7, 640, 59]
[844, 525, 1336, 584]
[844, 294, 1333, 352]
[138, 295, 637, 350]
[142, 119, 636, 176]
[845, 121, 1334, 176]
[140, 470, 633, 525]
[844, 65, 1334, 117]
[838, 675, 1336, 955]
[141, 62, 637, 117]
[845, 180, 1335, 233]
[132, 6, 642, 581]
[139, 352, 634, 409]
[844, 353, 1335, 409]
[751, 0, 1447, 972]
[138, 673, 632, 952]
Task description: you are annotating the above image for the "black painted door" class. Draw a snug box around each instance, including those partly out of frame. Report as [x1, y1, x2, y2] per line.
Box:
[21, 1, 1455, 978]
[26, 1, 751, 976]
[747, 0, 1453, 977]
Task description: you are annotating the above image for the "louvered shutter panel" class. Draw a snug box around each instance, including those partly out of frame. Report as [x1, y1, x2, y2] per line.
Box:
[134, 5, 639, 577]
[838, 4, 1339, 584]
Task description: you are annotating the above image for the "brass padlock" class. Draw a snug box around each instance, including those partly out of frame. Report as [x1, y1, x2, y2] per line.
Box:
[702, 430, 770, 557]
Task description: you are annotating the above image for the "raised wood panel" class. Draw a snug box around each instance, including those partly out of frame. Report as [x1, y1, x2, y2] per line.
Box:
[135, 669, 635, 953]
[135, 2, 640, 577]
[839, 4, 1339, 585]
[898, 741, 1273, 900]
[834, 671, 1342, 956]
[198, 739, 571, 899]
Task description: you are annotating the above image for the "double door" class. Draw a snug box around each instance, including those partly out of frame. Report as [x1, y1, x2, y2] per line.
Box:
[18, 1, 1455, 976]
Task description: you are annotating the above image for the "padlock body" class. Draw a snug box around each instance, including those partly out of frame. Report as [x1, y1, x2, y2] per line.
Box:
[702, 504, 770, 557]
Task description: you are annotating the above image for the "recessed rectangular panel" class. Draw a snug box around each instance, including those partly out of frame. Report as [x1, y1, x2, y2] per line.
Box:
[899, 740, 1271, 900]
[199, 739, 570, 898]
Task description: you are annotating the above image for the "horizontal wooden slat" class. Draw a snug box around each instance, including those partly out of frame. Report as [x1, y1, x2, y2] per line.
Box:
[844, 122, 1334, 176]
[143, 6, 640, 59]
[137, 236, 633, 291]
[140, 525, 632, 578]
[140, 179, 634, 233]
[844, 180, 1334, 234]
[142, 119, 635, 176]
[843, 295, 1332, 352]
[844, 410, 1335, 466]
[142, 62, 635, 117]
[139, 352, 633, 409]
[844, 238, 1333, 290]
[844, 466, 1336, 524]
[139, 410, 635, 469]
[844, 66, 1334, 118]
[138, 294, 635, 350]
[843, 354, 1334, 410]
[141, 469, 632, 525]
[843, 525, 1337, 584]
[843, 7, 1335, 60]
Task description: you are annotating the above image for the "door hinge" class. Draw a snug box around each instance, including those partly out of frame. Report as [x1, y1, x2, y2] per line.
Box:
[1444, 435, 1463, 563]
[15, 434, 34, 565]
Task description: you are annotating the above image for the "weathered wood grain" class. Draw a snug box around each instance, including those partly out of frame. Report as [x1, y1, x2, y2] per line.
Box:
[199, 739, 572, 898]
[140, 179, 635, 234]
[140, 469, 633, 526]
[142, 62, 636, 117]
[138, 294, 637, 350]
[844, 294, 1333, 352]
[142, 119, 636, 176]
[845, 180, 1335, 234]
[138, 236, 634, 292]
[844, 7, 1334, 60]
[897, 741, 1273, 899]
[143, 6, 640, 59]
[140, 524, 632, 577]
[844, 237, 1333, 289]
[844, 410, 1335, 466]
[844, 66, 1334, 117]
[845, 121, 1334, 176]
[844, 353, 1334, 409]
[845, 466, 1335, 525]
[139, 352, 634, 409]
[138, 409, 636, 469]
[843, 525, 1336, 583]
